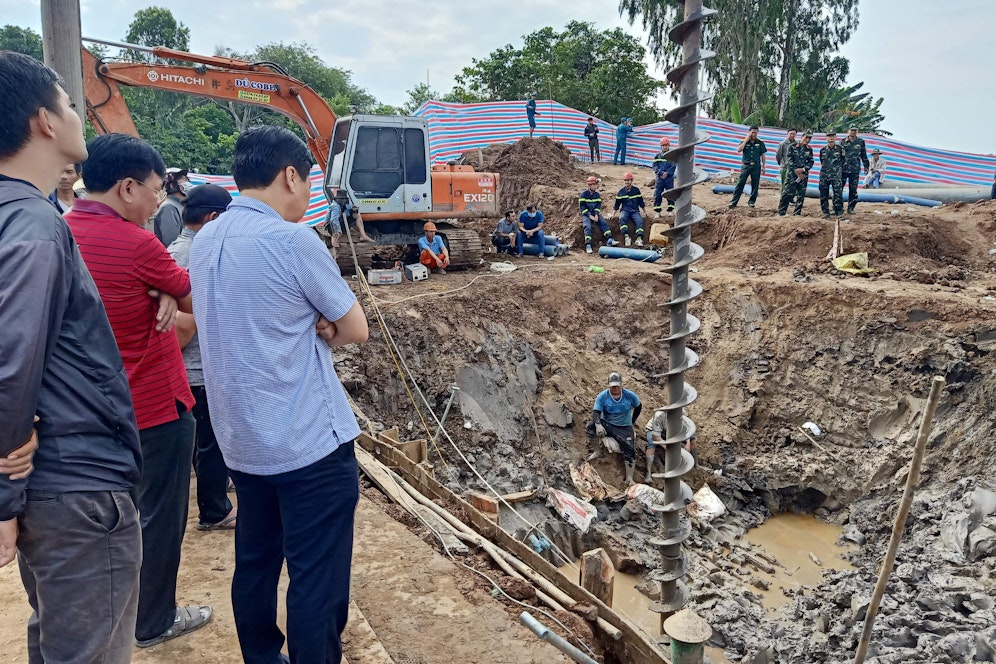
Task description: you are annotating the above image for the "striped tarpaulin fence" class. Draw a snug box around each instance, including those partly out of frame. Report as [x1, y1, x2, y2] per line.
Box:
[189, 102, 996, 225]
[416, 100, 996, 189]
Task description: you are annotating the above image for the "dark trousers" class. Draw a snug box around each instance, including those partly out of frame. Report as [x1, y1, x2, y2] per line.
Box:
[191, 385, 233, 525]
[588, 137, 600, 162]
[135, 404, 196, 641]
[731, 163, 761, 206]
[613, 140, 627, 165]
[820, 178, 844, 215]
[18, 490, 141, 664]
[654, 177, 674, 213]
[491, 235, 514, 254]
[585, 420, 636, 462]
[842, 170, 860, 210]
[230, 442, 359, 664]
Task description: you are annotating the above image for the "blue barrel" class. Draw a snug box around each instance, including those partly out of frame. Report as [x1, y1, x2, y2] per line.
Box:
[597, 246, 660, 262]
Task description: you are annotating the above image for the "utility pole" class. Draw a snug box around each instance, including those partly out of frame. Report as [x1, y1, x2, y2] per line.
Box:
[40, 0, 85, 123]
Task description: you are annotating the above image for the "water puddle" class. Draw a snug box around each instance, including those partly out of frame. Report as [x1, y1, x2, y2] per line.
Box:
[742, 512, 855, 613]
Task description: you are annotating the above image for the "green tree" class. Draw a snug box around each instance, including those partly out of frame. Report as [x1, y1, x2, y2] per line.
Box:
[453, 22, 663, 125]
[0, 25, 43, 60]
[124, 6, 190, 58]
[618, 0, 875, 130]
[401, 82, 440, 115]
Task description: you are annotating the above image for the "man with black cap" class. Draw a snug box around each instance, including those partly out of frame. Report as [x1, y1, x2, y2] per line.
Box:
[586, 372, 642, 484]
[168, 184, 237, 533]
[819, 131, 846, 218]
[155, 167, 191, 247]
[840, 126, 869, 213]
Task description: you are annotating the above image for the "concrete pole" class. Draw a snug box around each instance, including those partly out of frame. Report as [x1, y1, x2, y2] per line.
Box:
[40, 0, 85, 123]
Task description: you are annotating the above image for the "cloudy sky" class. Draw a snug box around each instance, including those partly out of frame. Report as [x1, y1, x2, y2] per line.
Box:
[3, 0, 994, 154]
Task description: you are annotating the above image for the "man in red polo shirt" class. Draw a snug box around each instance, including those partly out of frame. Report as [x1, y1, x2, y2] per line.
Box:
[66, 133, 212, 648]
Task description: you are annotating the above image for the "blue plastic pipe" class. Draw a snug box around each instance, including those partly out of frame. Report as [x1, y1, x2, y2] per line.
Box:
[519, 243, 558, 257]
[597, 246, 660, 262]
[711, 184, 941, 207]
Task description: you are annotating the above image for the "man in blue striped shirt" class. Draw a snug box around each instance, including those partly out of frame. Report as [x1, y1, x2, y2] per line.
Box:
[189, 126, 368, 664]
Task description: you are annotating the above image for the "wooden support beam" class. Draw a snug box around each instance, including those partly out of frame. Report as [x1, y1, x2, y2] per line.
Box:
[467, 491, 499, 519]
[580, 548, 615, 607]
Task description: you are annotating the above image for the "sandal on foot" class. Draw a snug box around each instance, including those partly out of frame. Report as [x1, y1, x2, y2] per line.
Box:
[197, 508, 237, 531]
[136, 604, 212, 648]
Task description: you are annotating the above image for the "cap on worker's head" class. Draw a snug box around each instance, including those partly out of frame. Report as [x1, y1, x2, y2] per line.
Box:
[529, 92, 537, 98]
[586, 176, 598, 185]
[826, 130, 837, 136]
[607, 372, 622, 387]
[185, 183, 232, 212]
[423, 221, 437, 231]
[804, 131, 814, 138]
[660, 136, 671, 147]
[872, 148, 882, 154]
[848, 125, 858, 131]
[165, 167, 188, 177]
[623, 172, 634, 181]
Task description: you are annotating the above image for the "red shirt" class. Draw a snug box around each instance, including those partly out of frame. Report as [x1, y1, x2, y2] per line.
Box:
[66, 200, 194, 430]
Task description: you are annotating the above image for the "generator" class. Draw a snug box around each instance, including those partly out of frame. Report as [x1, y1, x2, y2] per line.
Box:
[405, 263, 429, 282]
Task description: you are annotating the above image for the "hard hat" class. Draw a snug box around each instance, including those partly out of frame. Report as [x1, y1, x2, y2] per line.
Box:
[623, 172, 634, 180]
[607, 372, 622, 387]
[586, 176, 598, 185]
[660, 137, 671, 147]
[423, 222, 437, 231]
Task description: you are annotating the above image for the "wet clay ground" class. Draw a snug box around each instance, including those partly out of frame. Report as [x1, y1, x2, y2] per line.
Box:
[2, 144, 995, 662]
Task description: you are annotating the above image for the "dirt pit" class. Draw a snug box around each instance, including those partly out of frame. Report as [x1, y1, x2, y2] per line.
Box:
[338, 159, 996, 663]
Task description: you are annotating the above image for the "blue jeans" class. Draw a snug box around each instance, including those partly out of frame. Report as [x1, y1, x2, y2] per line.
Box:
[618, 209, 645, 237]
[864, 171, 882, 188]
[581, 214, 611, 244]
[613, 140, 627, 165]
[230, 442, 359, 664]
[516, 229, 545, 255]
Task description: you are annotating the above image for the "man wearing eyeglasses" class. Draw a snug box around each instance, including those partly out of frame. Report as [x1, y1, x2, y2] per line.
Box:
[65, 133, 212, 648]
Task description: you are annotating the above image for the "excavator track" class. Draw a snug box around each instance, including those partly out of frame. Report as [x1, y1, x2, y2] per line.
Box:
[332, 227, 483, 274]
[440, 228, 483, 270]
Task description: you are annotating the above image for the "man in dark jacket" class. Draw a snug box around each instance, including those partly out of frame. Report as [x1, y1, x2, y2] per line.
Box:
[652, 137, 677, 217]
[0, 50, 143, 664]
[613, 173, 646, 247]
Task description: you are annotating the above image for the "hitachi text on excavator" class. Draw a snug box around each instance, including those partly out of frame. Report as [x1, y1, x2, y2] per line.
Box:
[81, 38, 499, 269]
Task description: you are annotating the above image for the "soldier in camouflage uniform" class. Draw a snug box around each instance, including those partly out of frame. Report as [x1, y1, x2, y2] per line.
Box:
[729, 125, 767, 208]
[819, 131, 845, 218]
[777, 132, 814, 216]
[840, 125, 870, 213]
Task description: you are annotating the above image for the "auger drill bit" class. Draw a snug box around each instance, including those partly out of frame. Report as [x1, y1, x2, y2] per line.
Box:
[648, 0, 715, 633]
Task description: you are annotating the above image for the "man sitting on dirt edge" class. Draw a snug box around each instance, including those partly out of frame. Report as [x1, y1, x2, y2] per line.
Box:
[419, 221, 450, 274]
[586, 372, 642, 484]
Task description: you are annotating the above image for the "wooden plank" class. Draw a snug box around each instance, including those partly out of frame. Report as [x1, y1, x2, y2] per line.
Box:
[378, 427, 400, 445]
[355, 435, 669, 664]
[580, 548, 615, 607]
[501, 489, 539, 503]
[466, 491, 499, 518]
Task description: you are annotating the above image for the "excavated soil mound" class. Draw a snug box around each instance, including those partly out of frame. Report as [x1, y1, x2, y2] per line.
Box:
[461, 137, 588, 191]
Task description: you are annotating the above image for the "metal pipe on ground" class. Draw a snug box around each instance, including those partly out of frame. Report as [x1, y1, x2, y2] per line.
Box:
[597, 246, 661, 262]
[869, 187, 991, 204]
[519, 612, 599, 664]
[711, 184, 943, 207]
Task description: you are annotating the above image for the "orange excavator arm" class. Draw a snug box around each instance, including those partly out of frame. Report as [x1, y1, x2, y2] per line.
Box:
[81, 46, 335, 172]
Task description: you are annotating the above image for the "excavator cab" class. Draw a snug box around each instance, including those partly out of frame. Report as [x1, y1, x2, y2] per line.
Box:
[324, 115, 432, 215]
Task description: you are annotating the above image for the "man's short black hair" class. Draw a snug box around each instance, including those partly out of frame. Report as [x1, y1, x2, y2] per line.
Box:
[788, 128, 798, 132]
[504, 209, 514, 217]
[81, 134, 166, 194]
[232, 126, 312, 190]
[0, 51, 64, 159]
[749, 125, 759, 131]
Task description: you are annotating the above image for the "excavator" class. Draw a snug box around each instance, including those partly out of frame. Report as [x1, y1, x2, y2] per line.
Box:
[80, 39, 498, 269]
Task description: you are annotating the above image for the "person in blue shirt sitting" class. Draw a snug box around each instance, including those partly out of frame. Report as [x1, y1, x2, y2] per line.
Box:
[586, 371, 643, 484]
[613, 117, 634, 166]
[418, 222, 450, 275]
[516, 203, 546, 258]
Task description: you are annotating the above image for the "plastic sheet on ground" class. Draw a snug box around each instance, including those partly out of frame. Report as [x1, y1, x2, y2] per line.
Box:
[545, 487, 598, 533]
[569, 461, 617, 501]
[626, 483, 668, 509]
[833, 252, 875, 275]
[686, 485, 727, 523]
